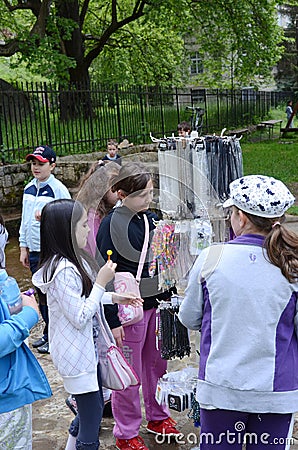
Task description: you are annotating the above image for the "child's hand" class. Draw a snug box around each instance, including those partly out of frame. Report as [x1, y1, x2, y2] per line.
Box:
[21, 294, 39, 315]
[35, 210, 41, 221]
[112, 292, 143, 307]
[96, 261, 117, 287]
[20, 247, 30, 268]
[111, 326, 125, 348]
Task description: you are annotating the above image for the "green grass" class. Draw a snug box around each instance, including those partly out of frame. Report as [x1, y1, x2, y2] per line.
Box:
[241, 139, 298, 214]
[288, 205, 298, 215]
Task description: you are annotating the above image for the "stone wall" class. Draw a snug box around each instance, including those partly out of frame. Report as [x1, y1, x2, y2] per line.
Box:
[0, 144, 158, 212]
[0, 144, 159, 236]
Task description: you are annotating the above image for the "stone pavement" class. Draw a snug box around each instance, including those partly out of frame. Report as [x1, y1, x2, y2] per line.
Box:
[31, 325, 203, 450]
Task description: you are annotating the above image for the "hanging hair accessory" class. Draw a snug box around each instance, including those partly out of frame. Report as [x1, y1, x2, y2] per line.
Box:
[272, 221, 281, 228]
[158, 297, 191, 360]
[107, 250, 113, 261]
[188, 387, 201, 427]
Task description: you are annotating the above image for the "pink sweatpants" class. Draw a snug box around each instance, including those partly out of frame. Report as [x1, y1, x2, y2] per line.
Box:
[112, 308, 169, 439]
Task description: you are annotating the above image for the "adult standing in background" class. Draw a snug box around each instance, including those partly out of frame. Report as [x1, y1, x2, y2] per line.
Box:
[286, 100, 294, 128]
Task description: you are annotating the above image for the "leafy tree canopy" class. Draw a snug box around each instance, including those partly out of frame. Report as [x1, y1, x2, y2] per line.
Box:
[0, 0, 284, 88]
[188, 0, 284, 88]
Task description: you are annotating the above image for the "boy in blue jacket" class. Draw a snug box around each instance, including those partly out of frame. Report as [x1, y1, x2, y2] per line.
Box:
[19, 145, 71, 354]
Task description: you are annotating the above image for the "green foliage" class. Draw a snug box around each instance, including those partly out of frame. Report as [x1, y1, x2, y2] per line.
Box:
[190, 0, 283, 88]
[13, 14, 77, 82]
[88, 1, 189, 86]
[23, 174, 33, 187]
[90, 23, 186, 86]
[0, 58, 46, 82]
[288, 205, 298, 215]
[0, 0, 285, 88]
[274, 4, 298, 91]
[18, 37, 76, 83]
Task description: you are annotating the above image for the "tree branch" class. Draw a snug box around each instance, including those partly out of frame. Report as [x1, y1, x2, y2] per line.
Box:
[3, 0, 43, 17]
[0, 0, 51, 57]
[84, 0, 148, 67]
[30, 0, 52, 37]
[80, 0, 90, 27]
[0, 40, 21, 56]
[112, 0, 117, 24]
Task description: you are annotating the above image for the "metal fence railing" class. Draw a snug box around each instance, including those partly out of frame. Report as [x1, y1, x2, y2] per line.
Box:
[0, 82, 292, 163]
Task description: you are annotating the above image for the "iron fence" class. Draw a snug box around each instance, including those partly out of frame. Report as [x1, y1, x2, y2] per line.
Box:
[0, 82, 292, 163]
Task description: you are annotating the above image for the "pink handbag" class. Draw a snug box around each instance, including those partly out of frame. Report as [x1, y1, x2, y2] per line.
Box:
[96, 305, 139, 390]
[114, 215, 149, 327]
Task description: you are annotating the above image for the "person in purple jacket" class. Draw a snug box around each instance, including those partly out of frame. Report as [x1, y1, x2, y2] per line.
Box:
[179, 175, 298, 450]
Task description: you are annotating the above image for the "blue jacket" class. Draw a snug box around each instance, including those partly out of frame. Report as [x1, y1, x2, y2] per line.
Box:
[0, 299, 52, 413]
[19, 174, 71, 252]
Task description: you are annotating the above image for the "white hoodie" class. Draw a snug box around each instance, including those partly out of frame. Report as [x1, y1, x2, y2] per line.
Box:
[33, 258, 113, 394]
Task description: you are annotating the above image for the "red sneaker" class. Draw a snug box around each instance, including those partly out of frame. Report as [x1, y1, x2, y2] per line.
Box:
[165, 417, 177, 426]
[146, 418, 181, 436]
[116, 435, 148, 450]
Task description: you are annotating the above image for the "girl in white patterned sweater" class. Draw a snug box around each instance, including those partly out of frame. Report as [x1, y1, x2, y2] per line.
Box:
[33, 199, 142, 450]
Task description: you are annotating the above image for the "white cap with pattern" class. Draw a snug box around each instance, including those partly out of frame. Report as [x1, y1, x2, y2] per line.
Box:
[222, 175, 295, 218]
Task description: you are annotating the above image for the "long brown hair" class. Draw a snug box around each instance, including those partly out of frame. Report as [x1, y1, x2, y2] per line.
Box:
[39, 199, 97, 296]
[242, 211, 298, 283]
[76, 161, 120, 218]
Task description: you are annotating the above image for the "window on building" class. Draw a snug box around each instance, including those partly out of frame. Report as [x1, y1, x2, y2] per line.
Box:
[190, 52, 203, 75]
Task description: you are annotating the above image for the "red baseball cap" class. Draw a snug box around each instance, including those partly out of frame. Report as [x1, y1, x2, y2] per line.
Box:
[26, 145, 56, 163]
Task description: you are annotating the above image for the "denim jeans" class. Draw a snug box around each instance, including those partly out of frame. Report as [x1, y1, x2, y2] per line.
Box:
[29, 251, 48, 340]
[69, 365, 103, 450]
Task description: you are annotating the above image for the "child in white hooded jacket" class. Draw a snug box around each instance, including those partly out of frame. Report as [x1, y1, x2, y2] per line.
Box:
[33, 199, 142, 450]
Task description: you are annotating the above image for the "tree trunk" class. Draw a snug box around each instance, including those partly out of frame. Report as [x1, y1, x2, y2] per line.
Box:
[57, 0, 93, 120]
[59, 65, 93, 121]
